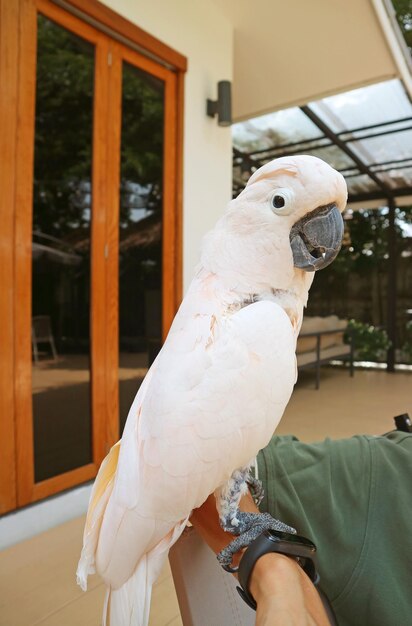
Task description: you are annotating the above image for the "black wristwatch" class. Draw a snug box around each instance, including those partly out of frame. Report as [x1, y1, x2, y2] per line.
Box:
[237, 529, 319, 610]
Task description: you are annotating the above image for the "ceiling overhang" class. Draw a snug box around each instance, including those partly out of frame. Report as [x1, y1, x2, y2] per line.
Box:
[213, 0, 410, 122]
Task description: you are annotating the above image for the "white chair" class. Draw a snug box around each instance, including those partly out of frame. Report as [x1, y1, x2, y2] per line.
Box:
[32, 315, 58, 362]
[169, 527, 254, 626]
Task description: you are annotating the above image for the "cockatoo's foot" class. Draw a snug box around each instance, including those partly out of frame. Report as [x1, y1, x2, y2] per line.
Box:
[217, 511, 296, 572]
[246, 475, 264, 506]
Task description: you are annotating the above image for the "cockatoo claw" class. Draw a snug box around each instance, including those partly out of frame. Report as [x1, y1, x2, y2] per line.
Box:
[217, 512, 296, 573]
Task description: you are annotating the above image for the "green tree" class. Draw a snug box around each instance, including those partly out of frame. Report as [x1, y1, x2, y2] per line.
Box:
[307, 206, 412, 356]
[392, 0, 412, 54]
[34, 15, 164, 241]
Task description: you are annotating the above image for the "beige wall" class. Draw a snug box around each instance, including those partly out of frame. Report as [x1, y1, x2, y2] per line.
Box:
[101, 0, 234, 291]
[215, 0, 399, 120]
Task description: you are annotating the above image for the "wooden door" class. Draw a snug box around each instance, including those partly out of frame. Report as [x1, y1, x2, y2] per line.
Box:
[105, 44, 180, 437]
[0, 0, 184, 512]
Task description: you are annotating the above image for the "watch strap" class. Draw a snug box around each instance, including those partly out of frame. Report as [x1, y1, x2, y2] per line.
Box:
[236, 530, 318, 611]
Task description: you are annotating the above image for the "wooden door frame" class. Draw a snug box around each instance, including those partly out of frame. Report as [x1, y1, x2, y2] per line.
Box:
[0, 0, 21, 514]
[105, 44, 181, 448]
[0, 0, 185, 512]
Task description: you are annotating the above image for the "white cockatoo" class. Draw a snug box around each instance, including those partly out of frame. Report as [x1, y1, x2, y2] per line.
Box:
[77, 155, 347, 625]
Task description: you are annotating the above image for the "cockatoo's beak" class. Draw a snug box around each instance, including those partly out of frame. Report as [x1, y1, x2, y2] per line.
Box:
[290, 203, 344, 272]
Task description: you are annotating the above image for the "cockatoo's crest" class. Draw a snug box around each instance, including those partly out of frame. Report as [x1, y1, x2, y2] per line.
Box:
[237, 155, 347, 214]
[246, 160, 299, 187]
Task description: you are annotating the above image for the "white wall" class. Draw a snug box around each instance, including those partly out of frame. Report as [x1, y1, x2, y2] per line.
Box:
[101, 0, 234, 291]
[0, 484, 92, 550]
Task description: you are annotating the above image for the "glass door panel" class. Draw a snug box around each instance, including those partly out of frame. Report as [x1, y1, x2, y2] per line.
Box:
[32, 14, 94, 481]
[118, 62, 164, 433]
[12, 0, 181, 509]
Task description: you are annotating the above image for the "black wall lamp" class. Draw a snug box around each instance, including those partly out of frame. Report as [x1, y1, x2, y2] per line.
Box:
[207, 80, 232, 126]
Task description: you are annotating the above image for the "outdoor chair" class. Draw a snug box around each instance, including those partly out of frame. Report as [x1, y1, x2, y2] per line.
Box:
[32, 315, 58, 362]
[169, 525, 254, 625]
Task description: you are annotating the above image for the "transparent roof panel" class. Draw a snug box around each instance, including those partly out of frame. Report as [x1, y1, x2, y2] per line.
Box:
[310, 79, 412, 132]
[378, 167, 412, 190]
[232, 78, 412, 201]
[262, 144, 356, 171]
[345, 174, 380, 195]
[350, 130, 412, 165]
[232, 106, 322, 153]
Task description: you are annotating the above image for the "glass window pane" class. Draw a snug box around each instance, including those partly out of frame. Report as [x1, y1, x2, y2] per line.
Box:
[32, 15, 94, 482]
[119, 62, 164, 434]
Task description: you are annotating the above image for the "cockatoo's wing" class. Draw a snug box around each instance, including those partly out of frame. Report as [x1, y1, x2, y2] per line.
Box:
[88, 283, 297, 601]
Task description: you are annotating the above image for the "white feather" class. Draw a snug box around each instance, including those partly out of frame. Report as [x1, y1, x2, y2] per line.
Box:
[77, 155, 348, 625]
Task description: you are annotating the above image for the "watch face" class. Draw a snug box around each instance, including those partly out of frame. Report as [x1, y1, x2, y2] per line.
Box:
[265, 529, 316, 552]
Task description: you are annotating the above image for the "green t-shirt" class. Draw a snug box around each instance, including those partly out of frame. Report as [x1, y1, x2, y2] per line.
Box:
[257, 432, 412, 626]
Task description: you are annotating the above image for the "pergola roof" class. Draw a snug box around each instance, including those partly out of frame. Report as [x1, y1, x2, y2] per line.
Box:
[232, 79, 412, 209]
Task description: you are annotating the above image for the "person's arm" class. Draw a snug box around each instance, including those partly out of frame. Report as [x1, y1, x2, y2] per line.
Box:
[190, 492, 331, 626]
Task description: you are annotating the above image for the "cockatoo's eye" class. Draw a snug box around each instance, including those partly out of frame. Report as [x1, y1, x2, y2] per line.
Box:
[272, 195, 285, 209]
[269, 189, 294, 215]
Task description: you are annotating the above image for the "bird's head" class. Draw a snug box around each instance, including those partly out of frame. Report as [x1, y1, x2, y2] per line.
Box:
[202, 155, 347, 295]
[237, 154, 347, 272]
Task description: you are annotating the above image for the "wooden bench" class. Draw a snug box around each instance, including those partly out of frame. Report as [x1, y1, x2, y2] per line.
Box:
[296, 317, 354, 389]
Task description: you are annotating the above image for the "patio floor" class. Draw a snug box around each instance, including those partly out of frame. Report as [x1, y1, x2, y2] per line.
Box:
[1, 367, 410, 626]
[278, 365, 412, 441]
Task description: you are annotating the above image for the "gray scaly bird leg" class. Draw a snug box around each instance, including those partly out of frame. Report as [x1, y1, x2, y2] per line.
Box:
[216, 468, 296, 572]
[216, 467, 251, 532]
[217, 511, 296, 572]
[246, 475, 264, 506]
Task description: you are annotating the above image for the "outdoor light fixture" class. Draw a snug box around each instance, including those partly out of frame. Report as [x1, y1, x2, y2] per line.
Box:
[207, 80, 232, 126]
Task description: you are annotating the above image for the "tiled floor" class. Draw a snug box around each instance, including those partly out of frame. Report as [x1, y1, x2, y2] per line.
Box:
[278, 365, 412, 441]
[0, 515, 181, 626]
[1, 367, 410, 625]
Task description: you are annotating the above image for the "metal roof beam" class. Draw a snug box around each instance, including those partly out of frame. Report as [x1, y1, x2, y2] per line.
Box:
[368, 156, 412, 169]
[348, 186, 412, 203]
[336, 115, 412, 137]
[342, 125, 412, 144]
[243, 136, 331, 158]
[300, 104, 393, 199]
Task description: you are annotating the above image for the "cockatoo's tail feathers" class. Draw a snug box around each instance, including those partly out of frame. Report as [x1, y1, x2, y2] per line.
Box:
[104, 519, 187, 626]
[76, 441, 120, 591]
[105, 556, 151, 626]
